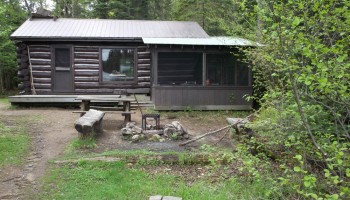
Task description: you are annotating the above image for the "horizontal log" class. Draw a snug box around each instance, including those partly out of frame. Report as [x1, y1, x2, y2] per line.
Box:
[31, 65, 51, 71]
[21, 55, 29, 62]
[29, 46, 50, 52]
[17, 49, 28, 54]
[74, 64, 99, 70]
[137, 76, 151, 82]
[137, 70, 150, 76]
[35, 89, 52, 94]
[74, 47, 99, 52]
[137, 46, 148, 52]
[74, 59, 99, 64]
[74, 76, 99, 82]
[74, 109, 105, 136]
[31, 59, 51, 65]
[75, 70, 99, 76]
[75, 89, 114, 93]
[17, 71, 24, 78]
[33, 83, 51, 89]
[126, 88, 150, 94]
[137, 63, 151, 70]
[21, 69, 29, 76]
[32, 70, 51, 78]
[137, 53, 151, 59]
[30, 52, 51, 59]
[18, 76, 30, 82]
[18, 43, 27, 50]
[18, 83, 25, 90]
[21, 62, 29, 68]
[74, 52, 99, 59]
[138, 59, 151, 64]
[33, 78, 51, 83]
[137, 82, 151, 87]
[75, 82, 100, 88]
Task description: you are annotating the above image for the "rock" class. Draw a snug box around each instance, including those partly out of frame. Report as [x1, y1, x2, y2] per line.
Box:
[132, 126, 143, 134]
[126, 122, 136, 128]
[121, 128, 133, 136]
[226, 118, 248, 125]
[149, 195, 162, 200]
[171, 121, 188, 135]
[163, 127, 177, 137]
[159, 138, 165, 142]
[149, 134, 161, 142]
[183, 134, 190, 139]
[163, 196, 182, 200]
[131, 135, 140, 142]
[149, 196, 182, 200]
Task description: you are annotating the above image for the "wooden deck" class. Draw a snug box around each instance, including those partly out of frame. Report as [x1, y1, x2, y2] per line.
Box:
[8, 95, 154, 108]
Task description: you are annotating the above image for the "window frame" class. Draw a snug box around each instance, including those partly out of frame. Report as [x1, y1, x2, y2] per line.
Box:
[99, 46, 137, 84]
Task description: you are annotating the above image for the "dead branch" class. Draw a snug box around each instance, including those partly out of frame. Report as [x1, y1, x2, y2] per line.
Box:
[179, 125, 232, 146]
[214, 128, 231, 145]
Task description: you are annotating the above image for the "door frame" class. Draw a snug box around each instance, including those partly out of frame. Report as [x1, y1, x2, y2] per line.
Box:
[51, 45, 74, 93]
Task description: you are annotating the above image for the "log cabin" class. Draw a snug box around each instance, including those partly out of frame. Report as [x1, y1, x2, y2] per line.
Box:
[10, 15, 258, 110]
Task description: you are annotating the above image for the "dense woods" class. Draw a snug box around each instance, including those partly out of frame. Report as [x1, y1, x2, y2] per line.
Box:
[1, 0, 349, 198]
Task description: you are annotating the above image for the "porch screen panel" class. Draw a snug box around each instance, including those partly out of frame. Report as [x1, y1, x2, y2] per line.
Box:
[102, 48, 134, 82]
[158, 52, 202, 85]
[206, 53, 249, 86]
[236, 61, 249, 86]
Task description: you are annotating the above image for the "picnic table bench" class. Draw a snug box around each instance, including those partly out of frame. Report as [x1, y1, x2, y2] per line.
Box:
[75, 96, 135, 125]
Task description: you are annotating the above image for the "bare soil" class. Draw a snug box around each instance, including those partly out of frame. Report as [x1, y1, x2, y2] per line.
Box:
[0, 103, 234, 199]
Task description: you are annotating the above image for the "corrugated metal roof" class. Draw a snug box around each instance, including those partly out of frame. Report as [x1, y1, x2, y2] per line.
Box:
[142, 37, 262, 46]
[11, 18, 209, 40]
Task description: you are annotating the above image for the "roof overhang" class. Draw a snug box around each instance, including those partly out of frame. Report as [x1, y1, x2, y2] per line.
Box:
[142, 37, 262, 47]
[10, 36, 143, 42]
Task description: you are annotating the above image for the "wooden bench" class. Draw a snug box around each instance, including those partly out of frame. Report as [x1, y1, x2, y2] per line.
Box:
[74, 109, 105, 137]
[73, 110, 136, 126]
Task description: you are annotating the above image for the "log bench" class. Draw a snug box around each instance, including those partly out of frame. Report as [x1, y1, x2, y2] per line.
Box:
[74, 109, 105, 137]
[73, 110, 136, 126]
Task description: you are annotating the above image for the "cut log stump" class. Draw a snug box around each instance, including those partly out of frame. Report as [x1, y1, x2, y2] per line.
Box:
[74, 109, 105, 137]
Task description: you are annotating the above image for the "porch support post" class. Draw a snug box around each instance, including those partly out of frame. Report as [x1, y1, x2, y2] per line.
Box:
[202, 52, 206, 86]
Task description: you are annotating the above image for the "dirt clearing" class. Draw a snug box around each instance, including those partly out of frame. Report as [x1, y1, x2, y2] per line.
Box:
[0, 101, 240, 199]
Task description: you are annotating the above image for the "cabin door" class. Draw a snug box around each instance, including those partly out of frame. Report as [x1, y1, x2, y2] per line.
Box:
[53, 47, 73, 92]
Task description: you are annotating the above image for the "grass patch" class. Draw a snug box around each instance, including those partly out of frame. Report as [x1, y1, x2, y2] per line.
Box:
[40, 160, 282, 200]
[64, 137, 97, 156]
[0, 120, 30, 167]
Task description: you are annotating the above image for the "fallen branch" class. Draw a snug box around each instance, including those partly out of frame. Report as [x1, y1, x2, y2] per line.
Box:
[179, 125, 232, 146]
[214, 128, 230, 146]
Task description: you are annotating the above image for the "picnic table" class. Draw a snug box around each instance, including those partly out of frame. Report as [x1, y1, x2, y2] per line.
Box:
[75, 96, 135, 124]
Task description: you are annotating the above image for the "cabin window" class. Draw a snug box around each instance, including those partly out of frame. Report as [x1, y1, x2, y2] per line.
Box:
[158, 52, 202, 85]
[101, 48, 135, 82]
[206, 53, 250, 86]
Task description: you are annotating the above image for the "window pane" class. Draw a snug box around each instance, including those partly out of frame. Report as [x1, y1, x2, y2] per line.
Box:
[55, 48, 70, 68]
[158, 52, 202, 85]
[102, 48, 134, 82]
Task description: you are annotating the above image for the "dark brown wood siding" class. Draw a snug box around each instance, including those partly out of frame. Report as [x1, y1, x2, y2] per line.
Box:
[20, 43, 151, 95]
[29, 45, 52, 94]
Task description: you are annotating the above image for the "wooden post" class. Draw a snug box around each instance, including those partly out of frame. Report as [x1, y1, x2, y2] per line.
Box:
[123, 101, 131, 122]
[80, 100, 90, 116]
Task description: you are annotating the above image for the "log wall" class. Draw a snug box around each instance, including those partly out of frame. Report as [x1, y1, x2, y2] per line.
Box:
[17, 43, 152, 95]
[29, 45, 52, 93]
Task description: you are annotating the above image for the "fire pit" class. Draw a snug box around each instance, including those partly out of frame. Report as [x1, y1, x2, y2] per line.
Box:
[121, 118, 189, 143]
